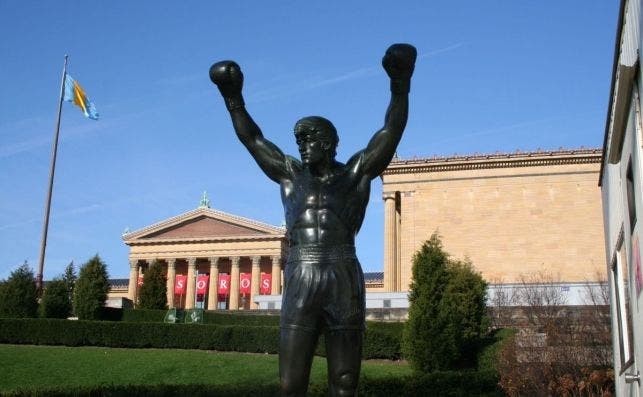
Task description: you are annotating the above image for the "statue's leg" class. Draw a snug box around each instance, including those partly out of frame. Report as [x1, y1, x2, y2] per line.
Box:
[279, 327, 319, 397]
[325, 329, 363, 397]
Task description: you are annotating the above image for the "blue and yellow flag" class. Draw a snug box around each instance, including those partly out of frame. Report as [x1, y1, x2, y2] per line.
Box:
[63, 74, 99, 120]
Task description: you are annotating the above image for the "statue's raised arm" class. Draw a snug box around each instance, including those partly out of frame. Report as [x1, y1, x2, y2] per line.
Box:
[208, 44, 417, 397]
[350, 43, 416, 179]
[209, 61, 291, 183]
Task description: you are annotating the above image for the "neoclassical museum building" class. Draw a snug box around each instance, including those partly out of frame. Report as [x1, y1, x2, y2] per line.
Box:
[118, 148, 606, 310]
[121, 197, 287, 311]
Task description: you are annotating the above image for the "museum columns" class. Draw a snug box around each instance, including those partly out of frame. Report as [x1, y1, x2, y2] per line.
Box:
[128, 259, 139, 302]
[185, 257, 197, 309]
[126, 254, 285, 310]
[271, 255, 281, 295]
[229, 256, 240, 310]
[383, 192, 398, 291]
[166, 259, 176, 308]
[250, 256, 260, 309]
[207, 257, 219, 310]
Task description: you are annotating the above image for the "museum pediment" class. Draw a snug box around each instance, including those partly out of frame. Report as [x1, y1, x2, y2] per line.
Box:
[123, 207, 284, 243]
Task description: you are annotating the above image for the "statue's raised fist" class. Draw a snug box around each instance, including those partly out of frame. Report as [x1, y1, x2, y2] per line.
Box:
[209, 60, 243, 98]
[382, 44, 417, 80]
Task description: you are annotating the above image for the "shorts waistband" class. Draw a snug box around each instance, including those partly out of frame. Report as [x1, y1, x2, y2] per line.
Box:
[287, 244, 357, 262]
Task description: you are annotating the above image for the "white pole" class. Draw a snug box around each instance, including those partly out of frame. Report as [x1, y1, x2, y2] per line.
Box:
[37, 55, 68, 291]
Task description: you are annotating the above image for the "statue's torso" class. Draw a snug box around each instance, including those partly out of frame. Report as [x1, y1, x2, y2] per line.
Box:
[281, 160, 370, 247]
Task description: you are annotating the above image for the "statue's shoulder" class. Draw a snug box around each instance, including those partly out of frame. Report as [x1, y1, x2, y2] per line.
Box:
[345, 150, 366, 174]
[284, 155, 303, 175]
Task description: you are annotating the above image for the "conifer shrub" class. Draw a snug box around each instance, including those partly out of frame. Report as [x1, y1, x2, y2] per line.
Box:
[137, 260, 167, 310]
[62, 261, 76, 314]
[402, 233, 489, 372]
[73, 255, 109, 320]
[40, 278, 72, 319]
[0, 263, 38, 318]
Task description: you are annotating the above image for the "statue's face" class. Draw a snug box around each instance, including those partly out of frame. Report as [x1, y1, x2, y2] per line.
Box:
[296, 132, 328, 166]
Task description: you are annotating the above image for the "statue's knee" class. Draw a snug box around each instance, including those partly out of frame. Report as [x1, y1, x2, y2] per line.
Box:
[334, 372, 358, 396]
[281, 375, 306, 396]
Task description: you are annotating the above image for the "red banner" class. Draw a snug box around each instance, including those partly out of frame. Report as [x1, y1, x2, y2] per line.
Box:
[218, 273, 231, 295]
[174, 275, 187, 295]
[260, 273, 271, 295]
[240, 273, 251, 294]
[137, 276, 144, 286]
[196, 274, 209, 295]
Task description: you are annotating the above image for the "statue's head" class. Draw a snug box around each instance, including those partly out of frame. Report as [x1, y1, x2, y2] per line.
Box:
[294, 116, 339, 164]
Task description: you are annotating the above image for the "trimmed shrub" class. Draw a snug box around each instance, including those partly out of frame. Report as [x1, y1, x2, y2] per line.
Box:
[120, 309, 404, 359]
[358, 370, 502, 397]
[0, 318, 280, 352]
[73, 255, 109, 320]
[99, 307, 124, 321]
[476, 328, 516, 373]
[363, 321, 404, 360]
[121, 308, 166, 323]
[40, 278, 72, 319]
[0, 318, 402, 360]
[402, 233, 489, 372]
[201, 311, 281, 326]
[0, 263, 38, 318]
[0, 371, 502, 397]
[0, 383, 281, 397]
[137, 260, 167, 310]
[121, 309, 282, 326]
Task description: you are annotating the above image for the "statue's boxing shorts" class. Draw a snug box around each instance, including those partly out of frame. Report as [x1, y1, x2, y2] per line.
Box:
[280, 244, 365, 333]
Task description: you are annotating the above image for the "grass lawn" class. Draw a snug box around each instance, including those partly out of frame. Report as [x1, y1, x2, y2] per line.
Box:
[0, 345, 411, 393]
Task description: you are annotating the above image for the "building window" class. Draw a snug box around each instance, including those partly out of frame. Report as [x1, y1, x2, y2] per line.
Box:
[612, 230, 634, 372]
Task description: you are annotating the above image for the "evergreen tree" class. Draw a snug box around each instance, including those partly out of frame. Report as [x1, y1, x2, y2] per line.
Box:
[137, 260, 167, 310]
[402, 234, 451, 371]
[440, 258, 490, 366]
[40, 278, 72, 318]
[62, 261, 77, 312]
[74, 255, 109, 320]
[402, 233, 489, 372]
[0, 262, 38, 318]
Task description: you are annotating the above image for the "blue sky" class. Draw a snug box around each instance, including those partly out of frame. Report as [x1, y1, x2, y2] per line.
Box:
[0, 1, 618, 280]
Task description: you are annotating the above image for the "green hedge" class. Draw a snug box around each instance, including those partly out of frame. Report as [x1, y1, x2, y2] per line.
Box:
[0, 318, 280, 353]
[0, 371, 502, 397]
[0, 383, 280, 397]
[0, 318, 510, 365]
[121, 308, 280, 326]
[363, 322, 403, 360]
[0, 318, 402, 359]
[360, 370, 503, 397]
[119, 309, 403, 359]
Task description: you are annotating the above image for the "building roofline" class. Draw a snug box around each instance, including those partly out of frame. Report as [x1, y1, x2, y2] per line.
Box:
[126, 234, 285, 246]
[383, 148, 601, 176]
[599, 0, 627, 186]
[123, 206, 285, 242]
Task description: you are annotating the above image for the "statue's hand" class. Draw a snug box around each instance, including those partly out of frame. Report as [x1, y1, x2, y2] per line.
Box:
[382, 44, 417, 80]
[209, 60, 243, 98]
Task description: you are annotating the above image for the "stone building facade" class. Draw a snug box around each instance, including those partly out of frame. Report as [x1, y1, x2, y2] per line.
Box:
[120, 148, 606, 310]
[600, 0, 643, 390]
[122, 204, 287, 310]
[381, 148, 606, 292]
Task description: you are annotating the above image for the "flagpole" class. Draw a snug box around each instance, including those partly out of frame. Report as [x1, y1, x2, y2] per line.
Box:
[36, 55, 68, 292]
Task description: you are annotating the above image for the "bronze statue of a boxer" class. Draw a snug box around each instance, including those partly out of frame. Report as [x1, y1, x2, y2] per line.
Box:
[210, 43, 416, 397]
